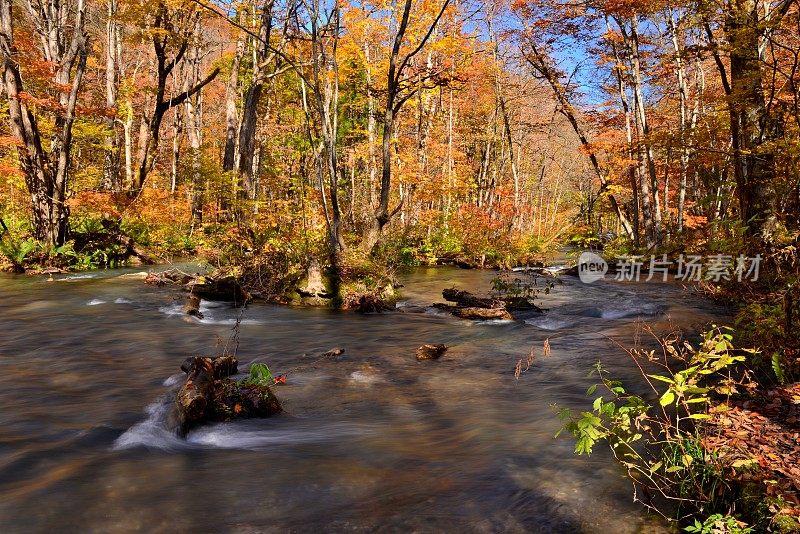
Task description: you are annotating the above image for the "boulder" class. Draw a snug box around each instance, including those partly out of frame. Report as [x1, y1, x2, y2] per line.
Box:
[416, 344, 448, 361]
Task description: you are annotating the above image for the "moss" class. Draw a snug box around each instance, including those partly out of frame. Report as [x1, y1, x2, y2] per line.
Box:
[771, 513, 800, 533]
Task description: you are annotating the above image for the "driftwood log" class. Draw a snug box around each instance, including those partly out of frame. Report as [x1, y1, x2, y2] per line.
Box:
[175, 355, 281, 436]
[416, 344, 448, 361]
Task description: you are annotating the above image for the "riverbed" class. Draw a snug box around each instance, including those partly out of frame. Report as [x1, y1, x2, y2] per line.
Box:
[0, 266, 728, 532]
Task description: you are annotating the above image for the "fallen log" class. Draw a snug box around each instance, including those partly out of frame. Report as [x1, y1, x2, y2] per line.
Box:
[175, 355, 281, 435]
[113, 234, 158, 265]
[416, 344, 448, 361]
[319, 347, 345, 359]
[212, 380, 282, 422]
[163, 270, 194, 285]
[435, 253, 481, 269]
[176, 357, 217, 432]
[442, 288, 505, 309]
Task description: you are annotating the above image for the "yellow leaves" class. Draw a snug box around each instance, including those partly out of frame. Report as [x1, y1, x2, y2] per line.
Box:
[731, 458, 759, 469]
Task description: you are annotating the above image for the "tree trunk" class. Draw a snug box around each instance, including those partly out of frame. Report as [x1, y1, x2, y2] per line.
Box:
[102, 0, 121, 191]
[130, 4, 219, 195]
[222, 37, 244, 173]
[608, 19, 641, 246]
[723, 0, 780, 242]
[221, 35, 244, 214]
[622, 17, 661, 245]
[1, 0, 88, 246]
[364, 43, 378, 207]
[668, 12, 689, 232]
[360, 0, 451, 253]
[184, 36, 203, 224]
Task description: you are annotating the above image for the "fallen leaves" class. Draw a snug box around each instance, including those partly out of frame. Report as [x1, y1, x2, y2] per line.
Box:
[704, 382, 800, 506]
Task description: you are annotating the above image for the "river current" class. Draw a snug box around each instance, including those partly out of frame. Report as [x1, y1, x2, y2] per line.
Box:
[0, 266, 727, 532]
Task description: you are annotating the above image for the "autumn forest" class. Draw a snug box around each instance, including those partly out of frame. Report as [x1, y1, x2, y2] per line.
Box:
[1, 0, 800, 531]
[1, 0, 795, 260]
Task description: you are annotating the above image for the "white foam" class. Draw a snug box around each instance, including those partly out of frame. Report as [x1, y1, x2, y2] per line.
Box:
[162, 373, 184, 387]
[113, 397, 185, 450]
[86, 299, 106, 306]
[349, 370, 382, 384]
[158, 303, 184, 316]
[472, 319, 515, 325]
[58, 274, 95, 281]
[600, 302, 663, 320]
[524, 316, 575, 331]
[187, 421, 377, 450]
[114, 298, 132, 304]
[158, 301, 263, 324]
[197, 317, 263, 325]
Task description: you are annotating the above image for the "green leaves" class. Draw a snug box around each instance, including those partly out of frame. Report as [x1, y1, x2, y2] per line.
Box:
[241, 363, 274, 387]
[772, 352, 785, 384]
[555, 327, 758, 524]
[684, 513, 753, 533]
[659, 390, 675, 406]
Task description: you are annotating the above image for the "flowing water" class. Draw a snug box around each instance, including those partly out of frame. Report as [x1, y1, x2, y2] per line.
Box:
[0, 266, 728, 533]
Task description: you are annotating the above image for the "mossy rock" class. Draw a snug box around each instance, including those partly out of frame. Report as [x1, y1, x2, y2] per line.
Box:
[211, 378, 282, 421]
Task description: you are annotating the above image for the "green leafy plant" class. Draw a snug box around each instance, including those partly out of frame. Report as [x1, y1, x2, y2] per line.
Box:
[0, 237, 39, 270]
[771, 353, 786, 384]
[684, 513, 752, 533]
[491, 272, 553, 300]
[566, 229, 603, 249]
[241, 363, 273, 387]
[556, 326, 756, 523]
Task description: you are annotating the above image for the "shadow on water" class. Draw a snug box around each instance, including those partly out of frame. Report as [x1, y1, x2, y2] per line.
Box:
[0, 266, 728, 532]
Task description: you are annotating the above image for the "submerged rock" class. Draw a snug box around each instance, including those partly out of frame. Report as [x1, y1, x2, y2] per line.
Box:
[416, 344, 448, 361]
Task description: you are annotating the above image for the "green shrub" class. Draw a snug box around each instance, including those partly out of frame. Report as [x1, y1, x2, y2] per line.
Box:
[557, 326, 755, 524]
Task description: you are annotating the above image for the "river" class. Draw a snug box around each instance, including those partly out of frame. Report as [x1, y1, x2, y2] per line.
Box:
[0, 266, 728, 532]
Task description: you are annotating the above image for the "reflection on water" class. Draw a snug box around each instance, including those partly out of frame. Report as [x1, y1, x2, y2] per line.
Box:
[0, 266, 728, 532]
